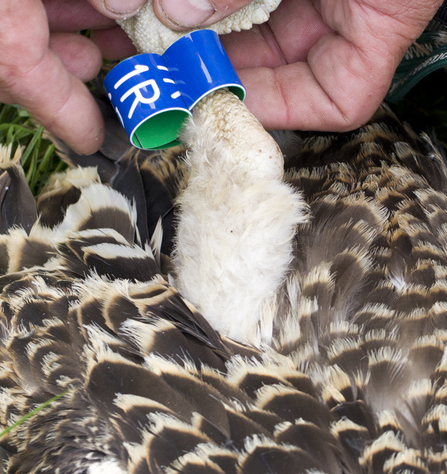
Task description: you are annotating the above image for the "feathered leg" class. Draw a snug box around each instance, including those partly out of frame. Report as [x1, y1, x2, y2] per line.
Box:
[173, 90, 308, 347]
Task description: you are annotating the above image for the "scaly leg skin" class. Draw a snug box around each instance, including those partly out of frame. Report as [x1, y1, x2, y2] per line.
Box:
[118, 0, 282, 55]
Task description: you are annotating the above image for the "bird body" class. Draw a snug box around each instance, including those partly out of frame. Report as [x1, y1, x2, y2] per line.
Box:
[1, 102, 447, 473]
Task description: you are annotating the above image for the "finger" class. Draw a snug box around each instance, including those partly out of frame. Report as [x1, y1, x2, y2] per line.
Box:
[153, 0, 253, 30]
[238, 2, 407, 131]
[90, 26, 137, 60]
[0, 91, 13, 104]
[231, 0, 440, 132]
[12, 52, 105, 155]
[85, 0, 146, 19]
[221, 0, 332, 68]
[43, 0, 115, 32]
[321, 0, 443, 47]
[0, 0, 104, 154]
[238, 54, 389, 132]
[49, 32, 102, 82]
[265, 0, 332, 63]
[221, 28, 285, 69]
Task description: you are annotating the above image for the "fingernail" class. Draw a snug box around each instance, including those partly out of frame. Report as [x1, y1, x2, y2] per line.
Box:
[160, 0, 215, 27]
[104, 0, 145, 15]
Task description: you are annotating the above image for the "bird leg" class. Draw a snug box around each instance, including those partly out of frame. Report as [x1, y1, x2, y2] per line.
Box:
[172, 90, 307, 347]
[118, 0, 306, 347]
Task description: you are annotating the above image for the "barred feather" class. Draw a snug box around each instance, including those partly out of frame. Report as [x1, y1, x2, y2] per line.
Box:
[1, 102, 447, 474]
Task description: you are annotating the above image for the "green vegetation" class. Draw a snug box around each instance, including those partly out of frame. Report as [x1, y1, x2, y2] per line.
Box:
[0, 390, 71, 440]
[0, 104, 65, 196]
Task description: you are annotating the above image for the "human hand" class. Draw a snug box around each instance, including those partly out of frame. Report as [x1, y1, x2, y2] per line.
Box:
[152, 0, 443, 132]
[1, 0, 441, 155]
[0, 0, 144, 155]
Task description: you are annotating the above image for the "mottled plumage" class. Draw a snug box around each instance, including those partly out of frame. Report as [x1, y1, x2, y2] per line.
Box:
[1, 102, 447, 474]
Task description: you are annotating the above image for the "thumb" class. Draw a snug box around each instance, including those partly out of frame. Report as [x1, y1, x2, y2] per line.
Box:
[153, 0, 254, 30]
[85, 0, 146, 19]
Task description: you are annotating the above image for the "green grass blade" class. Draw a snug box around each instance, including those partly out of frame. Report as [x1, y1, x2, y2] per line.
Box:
[0, 389, 71, 439]
[21, 125, 43, 168]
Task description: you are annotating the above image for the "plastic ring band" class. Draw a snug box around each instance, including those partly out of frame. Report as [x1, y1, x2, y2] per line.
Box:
[104, 30, 245, 150]
[163, 29, 246, 109]
[104, 53, 191, 150]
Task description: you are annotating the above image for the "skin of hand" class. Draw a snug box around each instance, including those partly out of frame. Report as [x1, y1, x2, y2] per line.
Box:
[0, 0, 145, 155]
[0, 0, 443, 155]
[150, 0, 444, 132]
